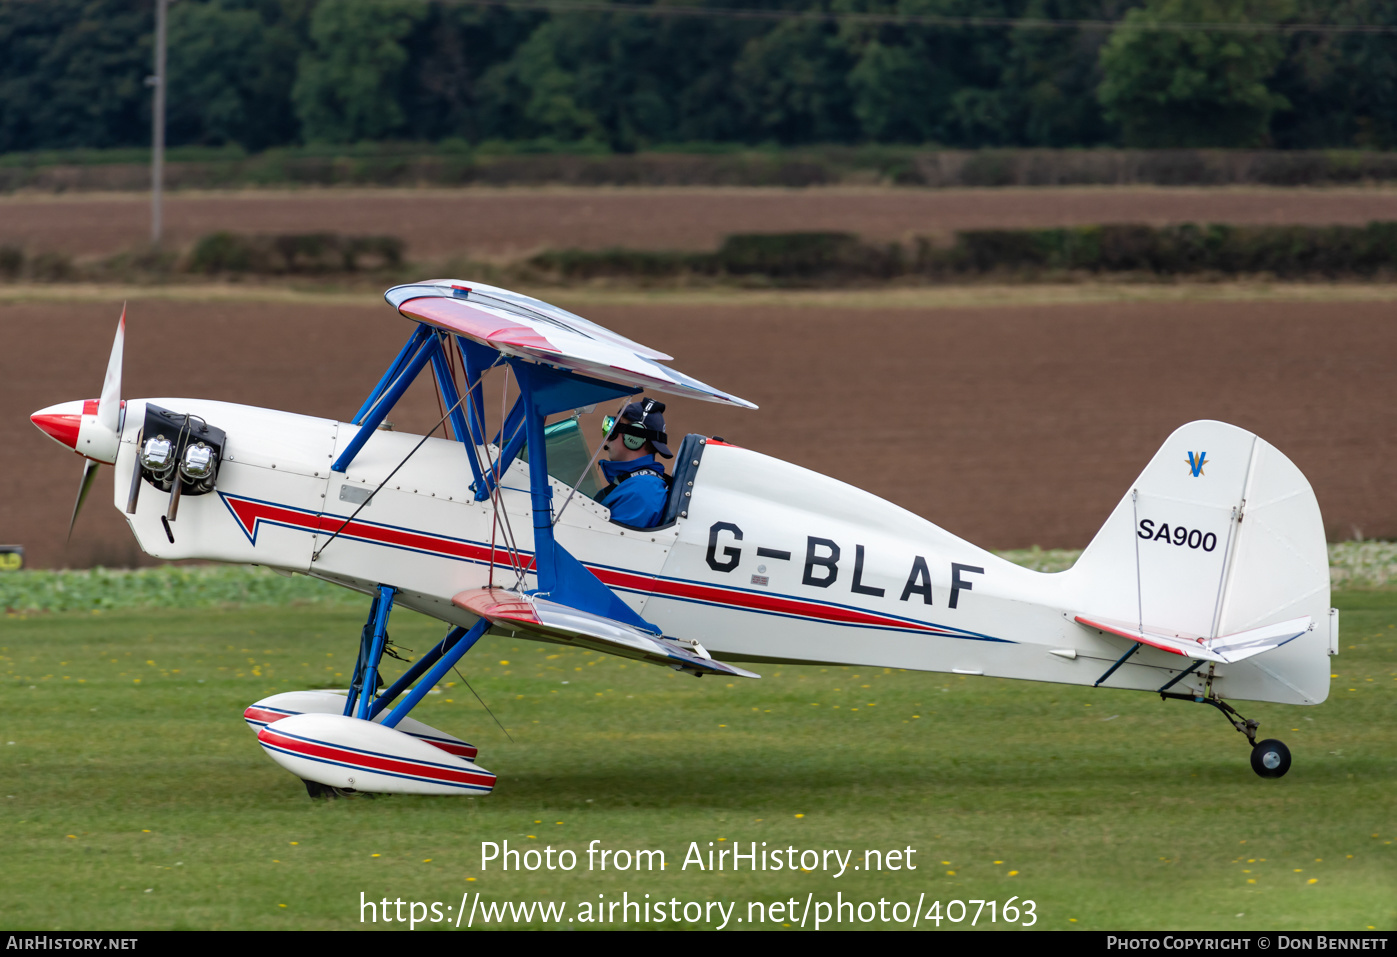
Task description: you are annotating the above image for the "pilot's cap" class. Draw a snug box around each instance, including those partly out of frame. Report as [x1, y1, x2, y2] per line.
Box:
[621, 399, 672, 458]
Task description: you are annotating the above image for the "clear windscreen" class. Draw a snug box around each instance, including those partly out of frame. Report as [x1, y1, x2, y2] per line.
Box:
[519, 415, 603, 499]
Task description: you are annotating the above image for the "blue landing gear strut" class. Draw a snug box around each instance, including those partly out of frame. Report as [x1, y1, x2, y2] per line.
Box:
[344, 585, 397, 720]
[342, 583, 490, 729]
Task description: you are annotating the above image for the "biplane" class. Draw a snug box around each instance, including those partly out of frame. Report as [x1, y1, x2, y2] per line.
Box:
[31, 280, 1337, 793]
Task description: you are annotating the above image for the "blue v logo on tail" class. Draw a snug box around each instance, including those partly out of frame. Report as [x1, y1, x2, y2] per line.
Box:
[1187, 451, 1208, 477]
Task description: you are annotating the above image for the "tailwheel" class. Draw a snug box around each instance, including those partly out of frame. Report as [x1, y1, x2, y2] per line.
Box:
[1250, 739, 1292, 779]
[1160, 689, 1292, 779]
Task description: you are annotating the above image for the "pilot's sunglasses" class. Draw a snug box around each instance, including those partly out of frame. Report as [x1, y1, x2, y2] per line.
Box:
[602, 416, 649, 451]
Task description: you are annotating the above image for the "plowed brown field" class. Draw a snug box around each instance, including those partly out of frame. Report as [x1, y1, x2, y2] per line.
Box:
[5, 292, 1392, 569]
[6, 186, 1397, 260]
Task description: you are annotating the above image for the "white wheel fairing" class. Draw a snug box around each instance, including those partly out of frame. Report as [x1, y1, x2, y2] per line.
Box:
[257, 713, 495, 796]
[244, 690, 478, 760]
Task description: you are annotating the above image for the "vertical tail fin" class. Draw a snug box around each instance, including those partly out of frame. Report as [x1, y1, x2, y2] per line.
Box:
[1067, 421, 1332, 704]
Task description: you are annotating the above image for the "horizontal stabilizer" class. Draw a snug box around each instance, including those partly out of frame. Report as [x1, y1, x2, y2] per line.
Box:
[1074, 614, 1311, 664]
[455, 587, 760, 679]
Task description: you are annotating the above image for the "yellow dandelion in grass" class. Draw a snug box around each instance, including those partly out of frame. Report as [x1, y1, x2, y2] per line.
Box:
[795, 814, 804, 819]
[142, 830, 151, 833]
[467, 877, 476, 882]
[994, 860, 1003, 864]
[66, 834, 76, 839]
[423, 859, 433, 863]
[1069, 919, 1078, 923]
[371, 854, 380, 858]
[527, 835, 536, 839]
[946, 870, 956, 876]
[278, 904, 287, 908]
[290, 842, 299, 846]
[1247, 879, 1256, 884]
[1008, 870, 1019, 876]
[499, 661, 509, 665]
[1308, 879, 1318, 884]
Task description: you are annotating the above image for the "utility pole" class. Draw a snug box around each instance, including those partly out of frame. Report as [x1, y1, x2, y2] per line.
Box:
[149, 0, 168, 245]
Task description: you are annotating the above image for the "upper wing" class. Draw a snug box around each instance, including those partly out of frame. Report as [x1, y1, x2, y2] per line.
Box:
[385, 280, 757, 409]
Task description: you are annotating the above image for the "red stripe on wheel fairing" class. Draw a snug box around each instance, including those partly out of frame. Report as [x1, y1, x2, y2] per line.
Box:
[422, 739, 479, 759]
[243, 706, 294, 725]
[258, 727, 495, 789]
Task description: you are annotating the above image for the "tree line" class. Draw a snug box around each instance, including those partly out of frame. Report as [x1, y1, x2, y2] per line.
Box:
[2, 0, 1394, 156]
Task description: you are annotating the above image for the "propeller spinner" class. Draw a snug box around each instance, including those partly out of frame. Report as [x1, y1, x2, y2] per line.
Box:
[30, 306, 126, 537]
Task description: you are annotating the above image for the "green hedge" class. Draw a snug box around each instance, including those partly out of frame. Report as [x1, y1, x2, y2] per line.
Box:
[943, 223, 1397, 277]
[188, 232, 404, 275]
[529, 223, 1397, 283]
[6, 223, 1393, 285]
[529, 232, 904, 281]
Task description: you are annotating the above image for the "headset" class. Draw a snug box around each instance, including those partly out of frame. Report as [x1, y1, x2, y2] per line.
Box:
[602, 398, 667, 452]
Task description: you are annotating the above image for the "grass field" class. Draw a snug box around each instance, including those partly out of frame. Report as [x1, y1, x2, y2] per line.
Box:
[2, 589, 1393, 931]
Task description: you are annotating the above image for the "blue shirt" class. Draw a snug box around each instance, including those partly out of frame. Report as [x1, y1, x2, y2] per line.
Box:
[598, 456, 668, 527]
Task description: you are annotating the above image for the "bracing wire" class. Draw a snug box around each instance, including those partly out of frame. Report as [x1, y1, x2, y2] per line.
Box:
[451, 662, 513, 743]
[312, 364, 492, 562]
[552, 396, 630, 527]
[480, 365, 529, 591]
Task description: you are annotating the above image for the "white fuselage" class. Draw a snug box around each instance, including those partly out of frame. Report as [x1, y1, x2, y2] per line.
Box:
[113, 397, 1319, 705]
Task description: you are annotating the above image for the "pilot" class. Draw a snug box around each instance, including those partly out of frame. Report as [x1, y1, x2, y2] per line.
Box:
[597, 398, 672, 528]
